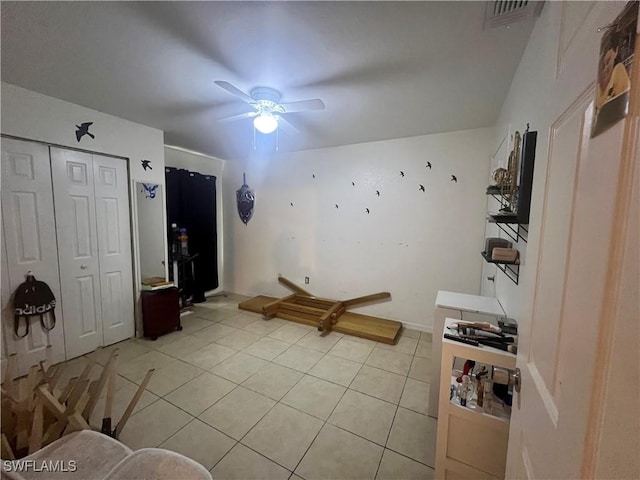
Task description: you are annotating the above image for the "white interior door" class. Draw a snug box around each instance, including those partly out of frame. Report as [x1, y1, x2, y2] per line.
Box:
[50, 147, 103, 359]
[93, 154, 134, 345]
[506, 4, 637, 478]
[1, 138, 66, 375]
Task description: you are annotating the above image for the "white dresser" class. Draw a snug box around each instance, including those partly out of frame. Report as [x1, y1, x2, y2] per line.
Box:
[435, 318, 516, 479]
[428, 291, 505, 418]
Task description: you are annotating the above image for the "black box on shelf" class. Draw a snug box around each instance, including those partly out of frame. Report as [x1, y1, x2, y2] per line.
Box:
[484, 237, 512, 255]
[516, 130, 537, 224]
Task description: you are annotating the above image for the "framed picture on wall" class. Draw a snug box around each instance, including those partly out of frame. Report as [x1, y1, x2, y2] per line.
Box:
[591, 0, 638, 137]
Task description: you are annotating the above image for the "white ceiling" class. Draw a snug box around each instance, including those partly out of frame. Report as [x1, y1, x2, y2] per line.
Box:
[1, 1, 536, 160]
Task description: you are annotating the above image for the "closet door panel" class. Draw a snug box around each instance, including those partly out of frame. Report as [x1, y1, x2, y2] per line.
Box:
[93, 155, 134, 345]
[50, 147, 103, 359]
[1, 139, 66, 375]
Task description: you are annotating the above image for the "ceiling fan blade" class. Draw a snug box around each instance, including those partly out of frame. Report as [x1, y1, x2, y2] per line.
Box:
[279, 98, 325, 113]
[277, 116, 299, 135]
[215, 81, 256, 105]
[218, 111, 257, 123]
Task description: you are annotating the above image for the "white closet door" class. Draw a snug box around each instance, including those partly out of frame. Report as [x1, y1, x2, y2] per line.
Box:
[1, 139, 66, 375]
[50, 147, 103, 359]
[93, 155, 134, 345]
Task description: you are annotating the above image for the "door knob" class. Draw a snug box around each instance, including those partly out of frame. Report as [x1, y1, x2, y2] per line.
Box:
[80, 265, 88, 270]
[511, 368, 521, 393]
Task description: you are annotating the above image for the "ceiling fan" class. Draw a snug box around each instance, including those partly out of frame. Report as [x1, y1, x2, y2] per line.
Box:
[215, 81, 325, 135]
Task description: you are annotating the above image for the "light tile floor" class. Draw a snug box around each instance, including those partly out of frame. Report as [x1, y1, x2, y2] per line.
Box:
[65, 293, 436, 480]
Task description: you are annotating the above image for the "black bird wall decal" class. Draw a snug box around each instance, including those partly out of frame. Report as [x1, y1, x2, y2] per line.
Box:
[451, 175, 458, 182]
[352, 181, 355, 186]
[400, 171, 405, 177]
[312, 174, 315, 178]
[426, 162, 432, 169]
[335, 204, 339, 209]
[419, 184, 425, 192]
[365, 208, 370, 214]
[75, 122, 95, 142]
[141, 160, 152, 171]
[290, 202, 294, 207]
[376, 190, 380, 197]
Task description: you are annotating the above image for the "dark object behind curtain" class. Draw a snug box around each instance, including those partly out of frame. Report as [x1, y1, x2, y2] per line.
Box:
[165, 168, 218, 300]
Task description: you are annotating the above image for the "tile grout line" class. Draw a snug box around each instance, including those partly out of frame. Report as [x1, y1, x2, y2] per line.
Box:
[79, 299, 436, 477]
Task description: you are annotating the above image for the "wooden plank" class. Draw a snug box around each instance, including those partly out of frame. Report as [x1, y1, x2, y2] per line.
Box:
[294, 297, 336, 309]
[114, 369, 154, 438]
[1, 398, 16, 441]
[280, 302, 325, 316]
[101, 356, 118, 435]
[65, 411, 90, 434]
[278, 276, 313, 296]
[25, 365, 40, 393]
[238, 295, 277, 314]
[59, 377, 78, 404]
[332, 305, 347, 322]
[36, 386, 66, 419]
[47, 365, 63, 393]
[334, 311, 402, 345]
[276, 312, 318, 328]
[67, 378, 90, 412]
[1, 433, 15, 460]
[28, 400, 44, 455]
[1, 387, 19, 405]
[239, 294, 402, 344]
[15, 405, 31, 451]
[278, 308, 321, 322]
[3, 354, 17, 400]
[318, 301, 344, 332]
[343, 292, 391, 308]
[262, 293, 297, 317]
[83, 350, 119, 420]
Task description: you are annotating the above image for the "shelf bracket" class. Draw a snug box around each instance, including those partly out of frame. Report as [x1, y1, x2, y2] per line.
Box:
[496, 262, 519, 285]
[495, 222, 528, 244]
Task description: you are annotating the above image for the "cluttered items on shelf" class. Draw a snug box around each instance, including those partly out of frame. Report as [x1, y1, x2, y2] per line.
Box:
[445, 320, 518, 354]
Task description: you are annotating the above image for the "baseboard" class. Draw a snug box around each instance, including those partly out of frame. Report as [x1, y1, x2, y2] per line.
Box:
[401, 320, 433, 335]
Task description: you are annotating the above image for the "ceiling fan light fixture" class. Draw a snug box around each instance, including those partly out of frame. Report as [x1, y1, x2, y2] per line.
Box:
[253, 112, 278, 134]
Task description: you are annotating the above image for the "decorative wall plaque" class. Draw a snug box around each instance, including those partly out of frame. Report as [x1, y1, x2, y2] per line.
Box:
[236, 173, 255, 225]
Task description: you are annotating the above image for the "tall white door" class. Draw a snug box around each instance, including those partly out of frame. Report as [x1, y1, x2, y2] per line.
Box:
[93, 155, 134, 345]
[50, 148, 103, 359]
[1, 139, 66, 375]
[505, 3, 637, 478]
[50, 148, 135, 358]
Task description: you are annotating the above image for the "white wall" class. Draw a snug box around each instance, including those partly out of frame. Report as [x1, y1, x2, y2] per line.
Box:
[164, 146, 226, 293]
[222, 127, 493, 331]
[1, 82, 166, 337]
[1, 83, 165, 184]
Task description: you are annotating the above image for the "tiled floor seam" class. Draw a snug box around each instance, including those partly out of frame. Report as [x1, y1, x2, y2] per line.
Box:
[81, 297, 436, 478]
[382, 372, 410, 446]
[234, 438, 295, 475]
[287, 415, 327, 479]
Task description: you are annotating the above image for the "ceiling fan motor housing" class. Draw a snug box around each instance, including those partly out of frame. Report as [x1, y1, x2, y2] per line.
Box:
[250, 87, 285, 115]
[250, 87, 280, 104]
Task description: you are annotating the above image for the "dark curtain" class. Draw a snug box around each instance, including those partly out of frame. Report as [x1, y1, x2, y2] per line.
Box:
[165, 167, 218, 300]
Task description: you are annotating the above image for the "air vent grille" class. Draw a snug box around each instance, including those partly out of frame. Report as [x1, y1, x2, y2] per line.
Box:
[484, 1, 544, 29]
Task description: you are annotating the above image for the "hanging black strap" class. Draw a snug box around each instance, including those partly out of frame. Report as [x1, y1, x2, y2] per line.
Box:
[14, 315, 29, 338]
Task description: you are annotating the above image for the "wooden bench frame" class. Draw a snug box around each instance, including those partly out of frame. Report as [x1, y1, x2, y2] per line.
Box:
[239, 276, 402, 344]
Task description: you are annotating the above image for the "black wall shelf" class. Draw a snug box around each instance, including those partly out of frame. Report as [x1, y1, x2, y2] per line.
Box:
[481, 251, 520, 285]
[487, 212, 528, 244]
